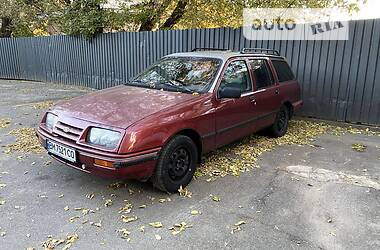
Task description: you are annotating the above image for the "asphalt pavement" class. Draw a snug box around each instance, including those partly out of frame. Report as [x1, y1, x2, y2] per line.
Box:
[0, 79, 379, 250]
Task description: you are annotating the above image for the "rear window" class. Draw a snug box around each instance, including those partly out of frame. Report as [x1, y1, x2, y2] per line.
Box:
[272, 60, 295, 83]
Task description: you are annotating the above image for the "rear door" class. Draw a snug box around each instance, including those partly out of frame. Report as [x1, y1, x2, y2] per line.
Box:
[247, 58, 282, 129]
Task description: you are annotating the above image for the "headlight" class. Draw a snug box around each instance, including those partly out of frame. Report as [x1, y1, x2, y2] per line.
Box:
[87, 128, 121, 149]
[46, 113, 58, 129]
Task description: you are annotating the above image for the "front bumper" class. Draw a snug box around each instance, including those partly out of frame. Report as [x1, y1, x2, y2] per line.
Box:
[37, 128, 159, 179]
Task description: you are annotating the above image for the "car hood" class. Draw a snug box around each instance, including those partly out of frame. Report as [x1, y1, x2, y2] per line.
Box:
[53, 85, 199, 129]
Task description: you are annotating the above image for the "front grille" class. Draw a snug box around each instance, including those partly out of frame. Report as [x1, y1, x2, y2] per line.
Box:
[53, 121, 83, 142]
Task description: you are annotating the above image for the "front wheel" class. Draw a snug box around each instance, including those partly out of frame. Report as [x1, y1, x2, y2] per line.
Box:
[269, 105, 289, 137]
[151, 135, 198, 193]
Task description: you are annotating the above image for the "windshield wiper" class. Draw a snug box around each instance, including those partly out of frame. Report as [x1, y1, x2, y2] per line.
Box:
[125, 79, 143, 86]
[125, 80, 156, 90]
[169, 79, 195, 93]
[159, 81, 194, 94]
[125, 79, 194, 94]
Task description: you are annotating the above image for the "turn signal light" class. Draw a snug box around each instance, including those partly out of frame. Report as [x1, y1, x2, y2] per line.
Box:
[94, 159, 114, 168]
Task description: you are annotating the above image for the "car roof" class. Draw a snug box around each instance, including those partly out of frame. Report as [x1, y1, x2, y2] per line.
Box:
[166, 50, 285, 62]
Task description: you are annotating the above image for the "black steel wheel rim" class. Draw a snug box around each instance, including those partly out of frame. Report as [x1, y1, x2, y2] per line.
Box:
[167, 147, 191, 181]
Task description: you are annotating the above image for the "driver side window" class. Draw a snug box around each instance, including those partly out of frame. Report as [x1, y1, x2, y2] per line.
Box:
[219, 60, 252, 94]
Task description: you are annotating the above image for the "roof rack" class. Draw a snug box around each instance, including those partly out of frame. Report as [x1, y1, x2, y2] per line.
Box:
[240, 48, 280, 56]
[191, 47, 230, 52]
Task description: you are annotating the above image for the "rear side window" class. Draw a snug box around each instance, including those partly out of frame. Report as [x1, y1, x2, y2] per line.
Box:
[272, 60, 295, 83]
[249, 59, 274, 90]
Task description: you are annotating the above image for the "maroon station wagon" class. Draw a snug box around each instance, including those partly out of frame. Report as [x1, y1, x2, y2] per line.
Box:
[37, 48, 303, 192]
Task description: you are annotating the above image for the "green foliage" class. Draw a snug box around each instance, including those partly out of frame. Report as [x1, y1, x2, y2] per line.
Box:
[0, 0, 40, 37]
[177, 0, 365, 29]
[59, 0, 107, 37]
[0, 0, 365, 38]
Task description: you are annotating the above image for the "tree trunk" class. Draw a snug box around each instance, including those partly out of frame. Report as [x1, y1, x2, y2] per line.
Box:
[139, 0, 160, 31]
[160, 0, 188, 29]
[0, 17, 12, 37]
[139, 18, 156, 31]
[95, 3, 104, 34]
[139, 0, 171, 31]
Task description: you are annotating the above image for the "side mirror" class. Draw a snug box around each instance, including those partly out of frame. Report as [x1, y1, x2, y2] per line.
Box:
[218, 86, 241, 99]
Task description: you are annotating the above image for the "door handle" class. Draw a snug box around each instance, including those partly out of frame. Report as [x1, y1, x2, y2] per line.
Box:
[249, 96, 257, 105]
[275, 89, 280, 95]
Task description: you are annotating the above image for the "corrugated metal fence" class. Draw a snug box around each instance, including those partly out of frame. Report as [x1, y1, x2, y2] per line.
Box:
[0, 19, 379, 125]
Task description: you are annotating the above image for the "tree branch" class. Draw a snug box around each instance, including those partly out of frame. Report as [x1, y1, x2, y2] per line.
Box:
[0, 17, 12, 37]
[139, 0, 171, 31]
[160, 0, 188, 29]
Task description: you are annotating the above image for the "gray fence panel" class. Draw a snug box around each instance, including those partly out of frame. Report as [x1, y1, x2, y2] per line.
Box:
[0, 19, 380, 125]
[367, 20, 380, 124]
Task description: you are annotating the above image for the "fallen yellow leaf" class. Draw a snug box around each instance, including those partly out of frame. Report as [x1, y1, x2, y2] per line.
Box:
[190, 210, 200, 215]
[121, 215, 138, 223]
[104, 199, 113, 207]
[149, 222, 163, 228]
[178, 186, 192, 198]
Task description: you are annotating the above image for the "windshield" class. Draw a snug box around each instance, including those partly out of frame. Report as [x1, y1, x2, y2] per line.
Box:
[127, 57, 221, 93]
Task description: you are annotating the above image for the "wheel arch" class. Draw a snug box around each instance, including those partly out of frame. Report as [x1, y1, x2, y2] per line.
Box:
[283, 101, 294, 119]
[164, 128, 203, 163]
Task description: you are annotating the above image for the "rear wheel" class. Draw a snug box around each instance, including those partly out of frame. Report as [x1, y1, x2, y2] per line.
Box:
[269, 105, 289, 137]
[151, 135, 198, 193]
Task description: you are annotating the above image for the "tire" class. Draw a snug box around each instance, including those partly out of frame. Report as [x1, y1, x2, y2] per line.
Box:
[269, 105, 289, 137]
[151, 135, 198, 193]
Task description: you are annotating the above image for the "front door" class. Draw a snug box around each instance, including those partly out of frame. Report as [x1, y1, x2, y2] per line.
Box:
[214, 59, 257, 147]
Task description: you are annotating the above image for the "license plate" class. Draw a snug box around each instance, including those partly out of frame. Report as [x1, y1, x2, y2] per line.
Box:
[47, 139, 76, 163]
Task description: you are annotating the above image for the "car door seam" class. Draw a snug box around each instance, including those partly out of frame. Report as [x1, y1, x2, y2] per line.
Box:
[202, 111, 277, 139]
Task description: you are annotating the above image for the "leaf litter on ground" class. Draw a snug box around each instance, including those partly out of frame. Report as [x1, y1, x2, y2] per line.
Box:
[0, 118, 11, 129]
[351, 143, 367, 152]
[62, 234, 79, 250]
[190, 210, 200, 215]
[41, 233, 78, 250]
[159, 197, 171, 203]
[32, 101, 54, 110]
[108, 182, 127, 189]
[5, 127, 44, 154]
[231, 220, 246, 234]
[119, 201, 133, 214]
[104, 199, 113, 207]
[178, 186, 192, 198]
[117, 228, 131, 241]
[195, 120, 380, 179]
[210, 195, 220, 202]
[169, 222, 192, 235]
[121, 215, 138, 223]
[149, 222, 163, 228]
